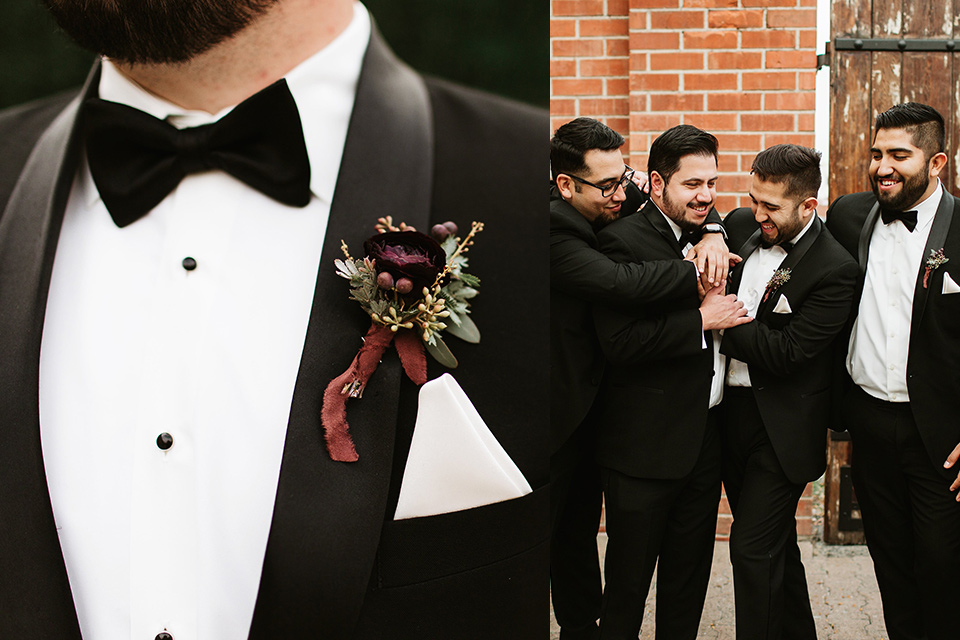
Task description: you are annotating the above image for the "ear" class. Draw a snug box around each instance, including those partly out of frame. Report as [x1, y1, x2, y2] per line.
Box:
[929, 151, 949, 178]
[649, 171, 665, 198]
[556, 174, 576, 200]
[799, 196, 818, 219]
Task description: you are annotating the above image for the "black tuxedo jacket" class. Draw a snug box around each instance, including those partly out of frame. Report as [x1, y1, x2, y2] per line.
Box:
[590, 201, 714, 479]
[721, 209, 858, 484]
[0, 29, 548, 639]
[826, 190, 960, 479]
[549, 186, 700, 450]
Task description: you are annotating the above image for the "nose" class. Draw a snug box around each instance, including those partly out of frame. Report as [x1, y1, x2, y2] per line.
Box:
[697, 182, 712, 203]
[874, 155, 894, 177]
[611, 181, 627, 202]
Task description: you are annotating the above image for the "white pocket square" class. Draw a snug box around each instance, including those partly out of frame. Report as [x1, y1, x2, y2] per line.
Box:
[942, 272, 960, 295]
[772, 293, 793, 314]
[394, 373, 531, 520]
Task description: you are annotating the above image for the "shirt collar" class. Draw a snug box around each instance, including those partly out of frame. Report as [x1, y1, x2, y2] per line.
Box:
[87, 2, 371, 208]
[912, 179, 943, 234]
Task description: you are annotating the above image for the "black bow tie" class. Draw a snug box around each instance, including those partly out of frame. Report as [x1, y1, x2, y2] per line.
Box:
[679, 231, 700, 249]
[82, 79, 311, 228]
[761, 240, 794, 252]
[880, 209, 918, 232]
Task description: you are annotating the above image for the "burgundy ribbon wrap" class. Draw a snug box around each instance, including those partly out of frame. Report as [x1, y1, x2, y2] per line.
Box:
[321, 322, 427, 462]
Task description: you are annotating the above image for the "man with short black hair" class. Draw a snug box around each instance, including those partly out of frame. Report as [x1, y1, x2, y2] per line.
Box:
[827, 102, 960, 640]
[720, 144, 858, 639]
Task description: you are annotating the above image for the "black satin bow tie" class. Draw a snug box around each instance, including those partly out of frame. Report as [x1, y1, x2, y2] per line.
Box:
[880, 209, 918, 232]
[679, 231, 700, 249]
[82, 79, 311, 228]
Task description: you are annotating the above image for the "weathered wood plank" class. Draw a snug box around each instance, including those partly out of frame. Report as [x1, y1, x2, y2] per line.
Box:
[831, 51, 873, 198]
[903, 0, 953, 38]
[872, 0, 902, 37]
[833, 0, 873, 38]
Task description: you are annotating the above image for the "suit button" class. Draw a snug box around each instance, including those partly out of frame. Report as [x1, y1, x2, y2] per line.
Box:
[182, 256, 197, 271]
[156, 633, 174, 640]
[156, 432, 174, 450]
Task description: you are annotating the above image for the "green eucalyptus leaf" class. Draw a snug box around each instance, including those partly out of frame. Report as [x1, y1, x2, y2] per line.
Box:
[444, 314, 480, 343]
[426, 336, 459, 368]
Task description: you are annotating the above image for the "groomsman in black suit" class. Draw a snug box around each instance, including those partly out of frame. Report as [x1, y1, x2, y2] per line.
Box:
[719, 144, 858, 639]
[592, 124, 751, 640]
[826, 103, 960, 640]
[549, 117, 730, 640]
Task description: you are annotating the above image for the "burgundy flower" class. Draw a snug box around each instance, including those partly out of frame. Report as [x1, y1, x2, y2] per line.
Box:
[363, 231, 445, 291]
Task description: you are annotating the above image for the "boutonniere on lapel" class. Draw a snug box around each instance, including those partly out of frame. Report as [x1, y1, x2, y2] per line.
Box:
[923, 248, 949, 288]
[322, 216, 484, 462]
[762, 268, 792, 303]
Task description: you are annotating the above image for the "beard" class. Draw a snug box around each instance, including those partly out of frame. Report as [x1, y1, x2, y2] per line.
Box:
[871, 167, 930, 213]
[41, 0, 279, 64]
[661, 188, 709, 234]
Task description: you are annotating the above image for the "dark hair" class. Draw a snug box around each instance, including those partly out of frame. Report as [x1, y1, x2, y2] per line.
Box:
[550, 117, 625, 180]
[874, 103, 945, 159]
[647, 124, 718, 184]
[751, 144, 822, 201]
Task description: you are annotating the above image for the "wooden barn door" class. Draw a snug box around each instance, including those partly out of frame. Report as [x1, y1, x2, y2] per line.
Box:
[824, 0, 960, 544]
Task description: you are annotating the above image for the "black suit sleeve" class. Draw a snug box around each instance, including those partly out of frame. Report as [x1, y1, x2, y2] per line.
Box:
[720, 259, 859, 375]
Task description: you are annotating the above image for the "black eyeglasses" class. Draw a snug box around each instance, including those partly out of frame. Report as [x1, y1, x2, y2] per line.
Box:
[566, 166, 635, 197]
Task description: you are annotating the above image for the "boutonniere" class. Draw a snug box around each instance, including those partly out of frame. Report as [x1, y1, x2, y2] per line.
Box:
[923, 248, 949, 288]
[321, 216, 484, 462]
[762, 268, 792, 302]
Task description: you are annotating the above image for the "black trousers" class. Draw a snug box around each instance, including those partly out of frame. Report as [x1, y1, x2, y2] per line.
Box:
[719, 387, 816, 640]
[844, 385, 960, 640]
[551, 416, 604, 640]
[598, 410, 722, 640]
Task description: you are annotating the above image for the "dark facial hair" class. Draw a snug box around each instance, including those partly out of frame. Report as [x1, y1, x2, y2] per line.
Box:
[41, 0, 278, 64]
[871, 161, 931, 213]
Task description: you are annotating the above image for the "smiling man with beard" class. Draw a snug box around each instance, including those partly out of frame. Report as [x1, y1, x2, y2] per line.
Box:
[826, 102, 960, 640]
[590, 124, 752, 640]
[0, 1, 548, 638]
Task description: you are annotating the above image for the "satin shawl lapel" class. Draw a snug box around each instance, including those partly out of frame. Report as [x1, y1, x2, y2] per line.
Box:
[248, 27, 433, 639]
[756, 216, 822, 317]
[644, 203, 685, 258]
[728, 229, 763, 294]
[0, 69, 97, 637]
[910, 192, 956, 332]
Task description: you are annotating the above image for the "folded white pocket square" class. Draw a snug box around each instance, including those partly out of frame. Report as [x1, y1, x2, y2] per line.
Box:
[772, 294, 793, 314]
[942, 272, 960, 295]
[394, 373, 531, 520]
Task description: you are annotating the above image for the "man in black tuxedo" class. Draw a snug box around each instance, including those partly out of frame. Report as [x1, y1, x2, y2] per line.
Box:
[0, 1, 547, 638]
[591, 124, 752, 640]
[826, 103, 960, 640]
[719, 144, 858, 639]
[549, 117, 729, 640]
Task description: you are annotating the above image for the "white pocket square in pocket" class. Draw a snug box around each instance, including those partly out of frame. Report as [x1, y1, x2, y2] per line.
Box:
[772, 293, 793, 314]
[942, 272, 960, 295]
[394, 373, 531, 520]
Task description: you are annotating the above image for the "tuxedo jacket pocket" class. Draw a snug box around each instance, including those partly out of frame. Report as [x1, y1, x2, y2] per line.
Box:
[376, 484, 548, 588]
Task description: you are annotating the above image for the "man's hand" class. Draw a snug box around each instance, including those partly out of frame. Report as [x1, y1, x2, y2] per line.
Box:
[688, 233, 732, 286]
[699, 283, 752, 330]
[630, 171, 650, 194]
[944, 443, 960, 500]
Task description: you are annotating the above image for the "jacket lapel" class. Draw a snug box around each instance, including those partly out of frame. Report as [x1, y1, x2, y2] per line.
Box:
[644, 203, 685, 258]
[910, 191, 956, 332]
[756, 216, 822, 317]
[248, 25, 433, 638]
[728, 229, 762, 294]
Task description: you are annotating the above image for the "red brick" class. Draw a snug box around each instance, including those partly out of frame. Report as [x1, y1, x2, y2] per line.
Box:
[628, 10, 648, 30]
[801, 483, 814, 497]
[608, 0, 629, 13]
[742, 112, 795, 131]
[717, 133, 764, 151]
[764, 92, 816, 110]
[741, 30, 795, 48]
[716, 514, 733, 535]
[629, 53, 648, 71]
[687, 112, 739, 131]
[580, 58, 629, 76]
[709, 92, 763, 111]
[550, 18, 577, 38]
[630, 72, 680, 91]
[685, 0, 738, 7]
[552, 0, 605, 16]
[630, 112, 683, 132]
[580, 98, 630, 116]
[767, 9, 817, 28]
[797, 519, 813, 537]
[798, 112, 816, 131]
[552, 78, 604, 95]
[550, 59, 576, 77]
[765, 133, 815, 147]
[684, 72, 739, 91]
[715, 194, 740, 213]
[607, 77, 629, 95]
[630, 0, 679, 6]
[718, 153, 739, 173]
[630, 31, 680, 49]
[742, 0, 795, 5]
[551, 116, 573, 133]
[719, 173, 753, 192]
[550, 98, 577, 116]
[650, 51, 704, 70]
[799, 0, 817, 5]
[650, 10, 706, 29]
[742, 70, 796, 90]
[798, 70, 816, 90]
[607, 39, 630, 56]
[796, 500, 813, 517]
[708, 9, 764, 29]
[798, 28, 819, 48]
[649, 93, 705, 111]
[580, 17, 628, 36]
[552, 38, 604, 57]
[708, 51, 763, 69]
[718, 496, 731, 514]
[767, 50, 815, 69]
[607, 118, 630, 137]
[683, 30, 738, 49]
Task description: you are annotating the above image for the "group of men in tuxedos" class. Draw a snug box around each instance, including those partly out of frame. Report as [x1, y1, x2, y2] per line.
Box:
[551, 102, 960, 640]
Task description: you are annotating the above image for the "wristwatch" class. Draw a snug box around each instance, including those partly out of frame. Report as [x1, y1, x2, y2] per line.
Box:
[702, 222, 727, 239]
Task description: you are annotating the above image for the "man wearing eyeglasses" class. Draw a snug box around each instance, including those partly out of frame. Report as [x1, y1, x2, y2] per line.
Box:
[549, 117, 731, 640]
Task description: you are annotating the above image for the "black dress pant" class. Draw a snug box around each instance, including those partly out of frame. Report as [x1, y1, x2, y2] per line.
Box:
[843, 384, 960, 640]
[598, 410, 722, 640]
[719, 387, 816, 640]
[551, 415, 604, 640]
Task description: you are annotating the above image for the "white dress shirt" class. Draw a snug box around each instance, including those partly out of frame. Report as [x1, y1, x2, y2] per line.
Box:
[38, 5, 371, 640]
[847, 181, 943, 402]
[726, 214, 817, 387]
[658, 210, 725, 408]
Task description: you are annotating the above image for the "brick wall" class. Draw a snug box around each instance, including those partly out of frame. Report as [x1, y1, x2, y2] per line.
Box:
[551, 0, 820, 539]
